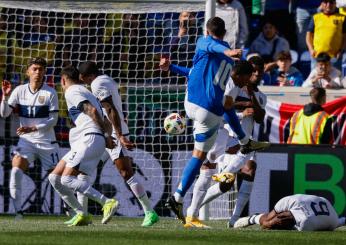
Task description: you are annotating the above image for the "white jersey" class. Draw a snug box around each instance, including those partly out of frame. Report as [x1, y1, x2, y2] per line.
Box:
[225, 87, 267, 143]
[7, 83, 58, 144]
[90, 75, 129, 135]
[224, 77, 241, 102]
[65, 84, 104, 141]
[274, 194, 339, 231]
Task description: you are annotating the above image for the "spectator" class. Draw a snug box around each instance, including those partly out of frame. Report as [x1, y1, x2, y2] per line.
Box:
[0, 14, 9, 81]
[287, 87, 333, 144]
[216, 0, 249, 49]
[306, 0, 346, 69]
[302, 52, 342, 88]
[13, 14, 56, 81]
[265, 51, 304, 86]
[264, 0, 297, 49]
[294, 0, 321, 53]
[249, 19, 290, 64]
[162, 11, 202, 84]
[62, 13, 104, 68]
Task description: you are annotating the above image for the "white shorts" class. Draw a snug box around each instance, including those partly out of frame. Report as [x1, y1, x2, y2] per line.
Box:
[12, 138, 59, 171]
[185, 100, 222, 152]
[101, 135, 130, 162]
[207, 127, 255, 173]
[63, 133, 105, 176]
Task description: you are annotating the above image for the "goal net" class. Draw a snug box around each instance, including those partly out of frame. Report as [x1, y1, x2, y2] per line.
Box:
[0, 0, 236, 219]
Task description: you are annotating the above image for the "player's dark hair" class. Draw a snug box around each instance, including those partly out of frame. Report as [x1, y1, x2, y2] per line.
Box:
[79, 61, 100, 76]
[248, 55, 265, 71]
[310, 87, 326, 104]
[206, 17, 226, 38]
[27, 57, 47, 69]
[61, 65, 80, 83]
[316, 52, 331, 63]
[233, 60, 254, 76]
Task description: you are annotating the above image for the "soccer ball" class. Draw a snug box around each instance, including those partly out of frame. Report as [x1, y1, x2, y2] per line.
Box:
[164, 113, 186, 135]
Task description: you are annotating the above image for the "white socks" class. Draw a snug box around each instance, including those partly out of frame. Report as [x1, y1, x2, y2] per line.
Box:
[77, 174, 90, 214]
[187, 169, 214, 217]
[200, 183, 224, 207]
[10, 167, 23, 212]
[230, 180, 253, 224]
[127, 176, 153, 213]
[338, 217, 346, 227]
[61, 175, 107, 206]
[48, 174, 84, 215]
[249, 213, 264, 225]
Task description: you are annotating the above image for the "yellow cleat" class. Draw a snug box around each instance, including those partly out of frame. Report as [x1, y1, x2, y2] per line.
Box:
[184, 216, 211, 229]
[67, 213, 90, 226]
[212, 172, 235, 184]
[102, 198, 119, 224]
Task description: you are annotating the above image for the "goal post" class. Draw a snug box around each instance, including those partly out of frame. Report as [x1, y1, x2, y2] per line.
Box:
[0, 0, 236, 219]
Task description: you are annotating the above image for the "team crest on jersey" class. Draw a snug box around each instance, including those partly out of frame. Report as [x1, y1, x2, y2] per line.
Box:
[38, 96, 46, 104]
[333, 19, 339, 25]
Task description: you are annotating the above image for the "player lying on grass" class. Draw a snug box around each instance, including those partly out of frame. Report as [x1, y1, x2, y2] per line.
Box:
[0, 57, 59, 219]
[160, 17, 270, 225]
[48, 65, 118, 226]
[234, 194, 346, 231]
[78, 61, 159, 227]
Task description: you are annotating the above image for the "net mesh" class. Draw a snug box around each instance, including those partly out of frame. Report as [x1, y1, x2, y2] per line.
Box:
[0, 1, 236, 219]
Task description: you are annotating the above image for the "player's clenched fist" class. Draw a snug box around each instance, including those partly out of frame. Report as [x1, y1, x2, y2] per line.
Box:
[2, 80, 12, 97]
[159, 57, 170, 71]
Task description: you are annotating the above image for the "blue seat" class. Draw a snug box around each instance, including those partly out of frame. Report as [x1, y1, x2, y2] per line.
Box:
[297, 51, 311, 79]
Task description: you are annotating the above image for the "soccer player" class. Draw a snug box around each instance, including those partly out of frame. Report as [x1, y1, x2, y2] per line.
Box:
[198, 55, 267, 227]
[234, 194, 345, 231]
[48, 65, 118, 226]
[0, 57, 59, 219]
[78, 61, 159, 227]
[161, 17, 270, 224]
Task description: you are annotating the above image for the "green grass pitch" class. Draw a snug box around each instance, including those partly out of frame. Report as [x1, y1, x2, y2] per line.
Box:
[1, 215, 346, 245]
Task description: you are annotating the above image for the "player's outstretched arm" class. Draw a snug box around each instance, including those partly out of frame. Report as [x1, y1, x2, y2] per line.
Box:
[0, 80, 14, 118]
[82, 101, 115, 149]
[159, 57, 190, 77]
[101, 97, 135, 150]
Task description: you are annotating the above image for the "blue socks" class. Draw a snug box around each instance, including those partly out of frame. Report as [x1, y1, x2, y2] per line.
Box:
[176, 156, 203, 198]
[223, 108, 246, 140]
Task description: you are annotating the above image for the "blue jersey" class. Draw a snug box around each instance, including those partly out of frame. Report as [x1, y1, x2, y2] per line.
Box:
[187, 36, 234, 116]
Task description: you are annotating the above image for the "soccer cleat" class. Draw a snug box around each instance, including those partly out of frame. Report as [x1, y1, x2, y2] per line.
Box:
[233, 216, 252, 228]
[184, 216, 211, 229]
[68, 213, 90, 226]
[65, 214, 92, 225]
[165, 196, 186, 224]
[101, 198, 119, 224]
[212, 172, 235, 184]
[141, 210, 159, 227]
[240, 139, 271, 154]
[64, 214, 78, 225]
